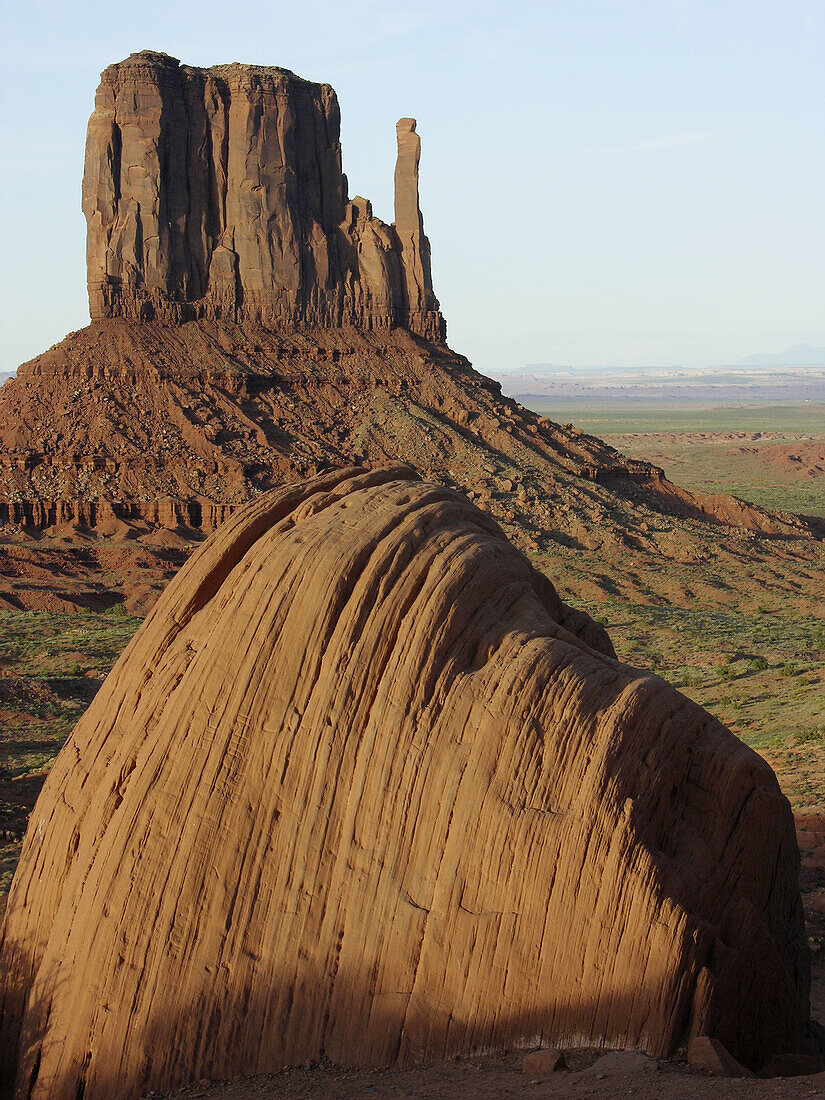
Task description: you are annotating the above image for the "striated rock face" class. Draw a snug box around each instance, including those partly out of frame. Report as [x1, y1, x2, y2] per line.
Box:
[0, 467, 812, 1098]
[83, 51, 445, 340]
[394, 119, 439, 325]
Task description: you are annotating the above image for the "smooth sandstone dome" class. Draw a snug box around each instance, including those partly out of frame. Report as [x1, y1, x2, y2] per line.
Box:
[0, 467, 812, 1098]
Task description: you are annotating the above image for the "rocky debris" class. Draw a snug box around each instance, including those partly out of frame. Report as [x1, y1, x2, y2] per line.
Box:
[84, 52, 444, 341]
[0, 319, 813, 547]
[522, 1049, 566, 1074]
[0, 319, 667, 525]
[687, 1036, 756, 1077]
[0, 467, 814, 1098]
[582, 1051, 660, 1076]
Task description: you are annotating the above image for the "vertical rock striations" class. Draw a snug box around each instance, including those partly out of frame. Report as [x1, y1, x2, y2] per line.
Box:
[83, 52, 445, 340]
[394, 118, 440, 336]
[0, 468, 814, 1098]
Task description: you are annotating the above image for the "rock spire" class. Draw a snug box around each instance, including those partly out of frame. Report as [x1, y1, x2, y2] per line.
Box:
[82, 52, 445, 340]
[394, 118, 439, 324]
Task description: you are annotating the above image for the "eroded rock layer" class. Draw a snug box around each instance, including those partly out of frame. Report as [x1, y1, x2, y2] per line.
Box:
[0, 467, 812, 1098]
[83, 52, 444, 340]
[2, 50, 819, 614]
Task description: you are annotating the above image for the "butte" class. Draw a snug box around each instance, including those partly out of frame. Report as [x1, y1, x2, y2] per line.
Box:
[0, 50, 817, 614]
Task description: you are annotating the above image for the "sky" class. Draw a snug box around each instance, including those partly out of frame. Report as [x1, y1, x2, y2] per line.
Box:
[0, 0, 823, 375]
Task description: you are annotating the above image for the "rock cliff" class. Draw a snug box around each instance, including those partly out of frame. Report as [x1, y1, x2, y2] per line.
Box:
[83, 52, 444, 340]
[0, 468, 813, 1098]
[1, 51, 820, 619]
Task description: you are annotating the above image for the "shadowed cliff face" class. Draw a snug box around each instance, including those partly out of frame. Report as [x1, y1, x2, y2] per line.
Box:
[82, 51, 444, 340]
[0, 468, 814, 1099]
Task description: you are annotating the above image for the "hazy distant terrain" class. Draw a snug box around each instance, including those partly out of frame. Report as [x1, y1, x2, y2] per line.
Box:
[738, 344, 825, 367]
[492, 363, 825, 407]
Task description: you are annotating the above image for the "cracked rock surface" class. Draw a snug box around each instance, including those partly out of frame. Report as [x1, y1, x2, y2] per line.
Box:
[0, 467, 813, 1098]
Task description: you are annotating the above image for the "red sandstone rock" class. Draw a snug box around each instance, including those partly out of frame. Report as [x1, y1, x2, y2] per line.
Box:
[394, 119, 439, 331]
[83, 52, 444, 341]
[522, 1049, 566, 1073]
[0, 467, 814, 1098]
[687, 1035, 756, 1077]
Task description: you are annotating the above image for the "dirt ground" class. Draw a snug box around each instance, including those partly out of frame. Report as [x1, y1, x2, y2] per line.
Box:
[154, 958, 825, 1100]
[151, 809, 825, 1100]
[157, 1045, 825, 1100]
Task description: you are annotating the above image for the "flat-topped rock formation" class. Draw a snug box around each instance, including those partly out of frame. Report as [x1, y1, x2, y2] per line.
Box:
[83, 52, 444, 339]
[0, 50, 820, 619]
[0, 468, 815, 1099]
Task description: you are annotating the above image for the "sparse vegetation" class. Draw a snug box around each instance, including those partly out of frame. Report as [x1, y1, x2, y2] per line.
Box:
[576, 596, 825, 815]
[522, 402, 825, 518]
[0, 609, 141, 893]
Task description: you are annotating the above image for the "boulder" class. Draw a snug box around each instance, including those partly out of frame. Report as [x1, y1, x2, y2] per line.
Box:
[522, 1049, 566, 1074]
[0, 467, 813, 1098]
[687, 1035, 756, 1077]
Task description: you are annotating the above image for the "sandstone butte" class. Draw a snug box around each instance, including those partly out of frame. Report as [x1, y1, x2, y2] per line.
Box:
[0, 50, 820, 617]
[0, 466, 818, 1100]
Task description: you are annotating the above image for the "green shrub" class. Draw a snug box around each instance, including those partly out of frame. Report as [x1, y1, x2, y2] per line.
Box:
[795, 727, 824, 744]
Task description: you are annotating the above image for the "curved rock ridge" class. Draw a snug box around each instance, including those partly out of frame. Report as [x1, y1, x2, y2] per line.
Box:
[0, 467, 812, 1098]
[83, 51, 444, 340]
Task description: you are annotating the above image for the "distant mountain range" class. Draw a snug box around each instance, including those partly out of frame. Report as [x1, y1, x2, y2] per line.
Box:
[737, 344, 825, 367]
[493, 357, 825, 406]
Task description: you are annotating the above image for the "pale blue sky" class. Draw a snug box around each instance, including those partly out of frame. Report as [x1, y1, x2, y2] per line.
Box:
[1, 0, 823, 373]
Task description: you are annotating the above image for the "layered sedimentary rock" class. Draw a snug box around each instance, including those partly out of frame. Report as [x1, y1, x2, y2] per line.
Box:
[0, 467, 813, 1098]
[83, 51, 444, 339]
[2, 50, 820, 616]
[2, 318, 817, 617]
[394, 119, 439, 325]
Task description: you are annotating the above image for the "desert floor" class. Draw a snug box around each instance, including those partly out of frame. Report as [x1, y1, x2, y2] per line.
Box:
[156, 1039, 825, 1099]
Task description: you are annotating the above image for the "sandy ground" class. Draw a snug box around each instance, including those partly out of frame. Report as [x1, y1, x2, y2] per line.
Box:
[157, 1048, 825, 1100]
[154, 968, 825, 1100]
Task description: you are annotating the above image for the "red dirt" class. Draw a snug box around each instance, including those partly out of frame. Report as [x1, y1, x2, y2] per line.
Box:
[153, 1051, 825, 1100]
[761, 441, 825, 479]
[1, 320, 822, 616]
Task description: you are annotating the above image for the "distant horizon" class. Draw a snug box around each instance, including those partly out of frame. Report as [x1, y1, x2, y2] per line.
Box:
[479, 345, 825, 377]
[4, 342, 825, 383]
